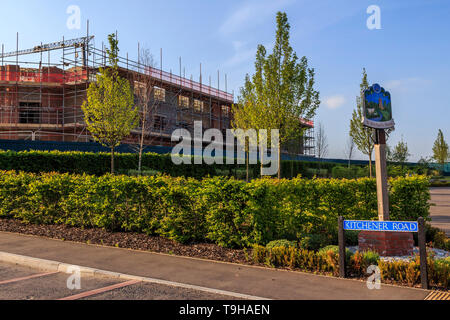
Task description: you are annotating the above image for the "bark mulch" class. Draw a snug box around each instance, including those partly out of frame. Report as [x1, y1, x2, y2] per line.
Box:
[0, 218, 251, 265]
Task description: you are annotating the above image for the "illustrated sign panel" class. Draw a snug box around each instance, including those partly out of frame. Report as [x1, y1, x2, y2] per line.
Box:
[344, 220, 418, 232]
[362, 83, 395, 129]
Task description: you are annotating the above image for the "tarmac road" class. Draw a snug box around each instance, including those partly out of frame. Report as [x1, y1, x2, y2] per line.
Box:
[429, 187, 450, 237]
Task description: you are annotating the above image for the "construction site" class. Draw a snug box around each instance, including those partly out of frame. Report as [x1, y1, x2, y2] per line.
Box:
[0, 32, 315, 156]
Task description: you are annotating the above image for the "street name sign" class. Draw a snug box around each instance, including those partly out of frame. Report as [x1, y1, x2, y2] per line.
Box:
[343, 220, 418, 232]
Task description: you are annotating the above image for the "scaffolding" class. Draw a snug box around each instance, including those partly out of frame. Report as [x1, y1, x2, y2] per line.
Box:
[0, 28, 314, 156]
[0, 29, 234, 146]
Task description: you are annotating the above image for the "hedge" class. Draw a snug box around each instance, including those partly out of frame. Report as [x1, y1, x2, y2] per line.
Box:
[252, 245, 449, 289]
[0, 171, 431, 248]
[0, 150, 360, 179]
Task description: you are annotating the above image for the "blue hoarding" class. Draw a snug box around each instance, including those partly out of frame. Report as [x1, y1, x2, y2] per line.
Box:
[344, 220, 418, 233]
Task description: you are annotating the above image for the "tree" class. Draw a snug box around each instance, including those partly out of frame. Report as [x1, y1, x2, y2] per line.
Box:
[344, 136, 355, 168]
[82, 34, 138, 174]
[386, 144, 394, 163]
[132, 47, 158, 174]
[432, 129, 449, 173]
[232, 74, 260, 182]
[350, 68, 375, 178]
[233, 12, 320, 179]
[391, 136, 411, 166]
[315, 122, 328, 161]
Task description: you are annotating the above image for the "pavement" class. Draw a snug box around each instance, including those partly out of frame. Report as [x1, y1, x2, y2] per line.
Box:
[430, 187, 450, 236]
[0, 231, 431, 300]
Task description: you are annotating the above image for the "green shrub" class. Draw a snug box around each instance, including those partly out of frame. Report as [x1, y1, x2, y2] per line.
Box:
[251, 245, 449, 289]
[266, 239, 298, 249]
[318, 245, 353, 262]
[331, 166, 357, 179]
[0, 171, 431, 249]
[344, 230, 360, 246]
[299, 234, 332, 251]
[125, 169, 161, 176]
[362, 250, 380, 266]
[423, 224, 450, 251]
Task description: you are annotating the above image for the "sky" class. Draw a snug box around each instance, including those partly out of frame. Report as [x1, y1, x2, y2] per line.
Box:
[0, 0, 449, 161]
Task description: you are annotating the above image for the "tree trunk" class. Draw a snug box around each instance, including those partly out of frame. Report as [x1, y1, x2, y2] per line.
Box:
[138, 127, 144, 174]
[369, 152, 372, 178]
[278, 145, 282, 179]
[138, 108, 147, 175]
[290, 153, 294, 179]
[246, 150, 249, 183]
[111, 147, 115, 175]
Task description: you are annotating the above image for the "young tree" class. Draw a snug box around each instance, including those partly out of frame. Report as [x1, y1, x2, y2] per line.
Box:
[315, 122, 328, 162]
[233, 12, 320, 179]
[344, 136, 355, 168]
[232, 74, 260, 181]
[391, 137, 411, 166]
[350, 68, 375, 177]
[132, 47, 158, 174]
[386, 144, 394, 163]
[432, 129, 449, 173]
[82, 34, 138, 174]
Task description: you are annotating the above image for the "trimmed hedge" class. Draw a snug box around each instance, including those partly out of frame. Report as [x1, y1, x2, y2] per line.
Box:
[0, 171, 431, 248]
[0, 150, 361, 179]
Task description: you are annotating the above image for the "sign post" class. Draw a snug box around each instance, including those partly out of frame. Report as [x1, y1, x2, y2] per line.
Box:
[357, 83, 416, 257]
[362, 83, 394, 221]
[338, 216, 346, 278]
[374, 129, 389, 221]
[339, 217, 428, 288]
[418, 217, 429, 290]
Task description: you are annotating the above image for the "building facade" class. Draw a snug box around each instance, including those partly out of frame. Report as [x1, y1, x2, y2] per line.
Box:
[0, 35, 314, 156]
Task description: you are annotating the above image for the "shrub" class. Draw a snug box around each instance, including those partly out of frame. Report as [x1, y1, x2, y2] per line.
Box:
[331, 166, 357, 179]
[125, 169, 161, 176]
[0, 171, 431, 249]
[250, 245, 449, 289]
[345, 230, 360, 246]
[424, 224, 450, 251]
[299, 234, 331, 251]
[362, 250, 380, 266]
[266, 239, 297, 249]
[318, 245, 353, 264]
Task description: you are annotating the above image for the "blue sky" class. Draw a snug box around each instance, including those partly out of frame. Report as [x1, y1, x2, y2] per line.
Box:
[1, 0, 449, 161]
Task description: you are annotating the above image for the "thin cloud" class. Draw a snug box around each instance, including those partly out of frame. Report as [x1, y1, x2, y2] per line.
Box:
[224, 41, 256, 67]
[385, 77, 431, 93]
[324, 95, 346, 109]
[219, 0, 295, 36]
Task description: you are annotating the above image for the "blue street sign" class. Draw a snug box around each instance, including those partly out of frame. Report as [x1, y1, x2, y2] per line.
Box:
[343, 220, 418, 233]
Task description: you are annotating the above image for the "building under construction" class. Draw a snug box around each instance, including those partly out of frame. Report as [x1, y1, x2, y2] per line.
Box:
[0, 34, 315, 156]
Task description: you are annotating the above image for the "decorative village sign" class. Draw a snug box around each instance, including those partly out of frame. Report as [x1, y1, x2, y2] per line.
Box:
[362, 83, 395, 130]
[337, 83, 429, 289]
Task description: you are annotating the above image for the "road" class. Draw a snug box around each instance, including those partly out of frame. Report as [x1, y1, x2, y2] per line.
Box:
[0, 232, 430, 300]
[430, 187, 450, 236]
